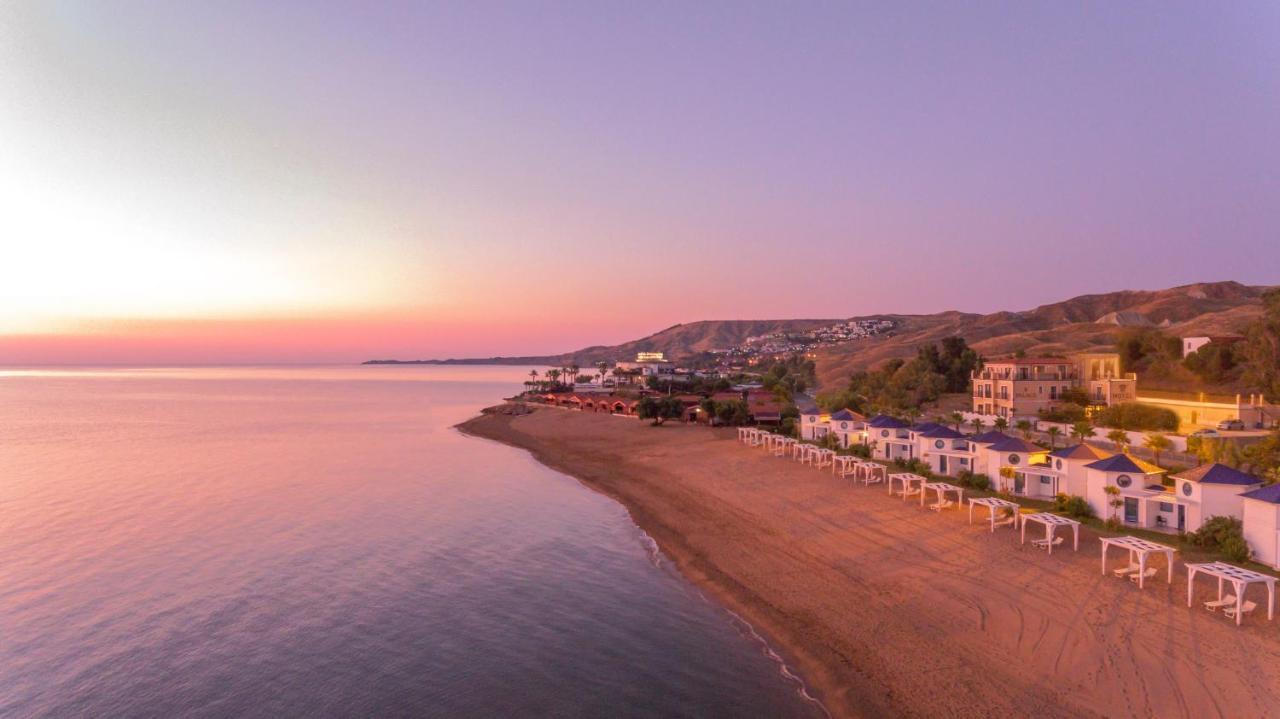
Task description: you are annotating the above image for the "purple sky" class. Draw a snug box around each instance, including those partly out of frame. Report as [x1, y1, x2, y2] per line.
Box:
[2, 2, 1278, 361]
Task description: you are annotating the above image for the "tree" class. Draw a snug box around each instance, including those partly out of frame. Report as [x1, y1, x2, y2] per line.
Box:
[1240, 288, 1280, 402]
[1103, 485, 1123, 527]
[597, 361, 610, 385]
[547, 368, 562, 386]
[1046, 426, 1062, 449]
[970, 417, 985, 434]
[1242, 429, 1280, 482]
[568, 364, 580, 385]
[1107, 429, 1130, 452]
[948, 412, 965, 431]
[1071, 421, 1094, 442]
[1143, 433, 1171, 468]
[636, 396, 684, 426]
[1015, 419, 1034, 440]
[528, 369, 539, 388]
[993, 417, 1008, 432]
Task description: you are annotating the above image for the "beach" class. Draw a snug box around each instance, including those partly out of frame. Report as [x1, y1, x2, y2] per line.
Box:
[460, 405, 1280, 719]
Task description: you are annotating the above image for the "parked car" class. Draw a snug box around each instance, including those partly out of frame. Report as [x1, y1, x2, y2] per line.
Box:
[1189, 428, 1221, 438]
[1217, 419, 1246, 431]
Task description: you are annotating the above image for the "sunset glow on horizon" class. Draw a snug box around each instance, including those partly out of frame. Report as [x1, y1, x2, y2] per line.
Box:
[3, 2, 1279, 363]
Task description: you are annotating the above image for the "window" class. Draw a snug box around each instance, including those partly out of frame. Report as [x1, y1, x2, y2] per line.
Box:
[1008, 454, 1021, 465]
[960, 458, 968, 466]
[1116, 474, 1132, 488]
[881, 430, 889, 438]
[1181, 482, 1193, 497]
[1159, 502, 1174, 512]
[935, 440, 945, 449]
[1055, 459, 1063, 470]
[1040, 476, 1052, 485]
[840, 422, 848, 429]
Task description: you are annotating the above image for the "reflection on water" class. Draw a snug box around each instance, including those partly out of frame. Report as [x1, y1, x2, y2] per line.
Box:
[0, 365, 820, 718]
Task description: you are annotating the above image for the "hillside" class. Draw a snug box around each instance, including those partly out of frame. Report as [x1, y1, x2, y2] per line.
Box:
[368, 281, 1270, 392]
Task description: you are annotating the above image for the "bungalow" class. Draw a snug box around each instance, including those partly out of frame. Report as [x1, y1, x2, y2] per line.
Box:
[1045, 443, 1113, 498]
[1242, 484, 1280, 570]
[982, 437, 1056, 498]
[916, 426, 973, 477]
[799, 407, 830, 441]
[747, 392, 783, 425]
[829, 409, 867, 448]
[867, 415, 913, 461]
[1083, 454, 1168, 528]
[1168, 464, 1264, 534]
[967, 430, 1012, 476]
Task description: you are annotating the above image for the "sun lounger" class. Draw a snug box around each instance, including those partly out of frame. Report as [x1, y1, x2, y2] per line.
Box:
[1224, 600, 1257, 620]
[1032, 536, 1064, 550]
[1112, 564, 1140, 578]
[1203, 595, 1238, 612]
[992, 516, 1017, 529]
[930, 499, 955, 512]
[1128, 567, 1158, 583]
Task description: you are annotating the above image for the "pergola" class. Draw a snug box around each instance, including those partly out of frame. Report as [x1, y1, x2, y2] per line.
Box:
[1020, 513, 1080, 555]
[1186, 562, 1277, 626]
[833, 455, 859, 477]
[791, 442, 808, 461]
[773, 437, 796, 457]
[1100, 536, 1176, 589]
[811, 448, 835, 469]
[858, 461, 886, 485]
[922, 482, 963, 510]
[888, 473, 927, 500]
[738, 427, 752, 443]
[967, 497, 1020, 532]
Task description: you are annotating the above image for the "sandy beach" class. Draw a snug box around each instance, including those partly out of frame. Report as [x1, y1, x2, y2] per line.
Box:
[459, 405, 1280, 719]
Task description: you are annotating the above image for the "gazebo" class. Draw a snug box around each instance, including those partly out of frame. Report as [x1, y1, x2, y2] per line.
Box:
[1186, 562, 1277, 626]
[738, 427, 752, 443]
[888, 473, 927, 500]
[833, 455, 859, 477]
[1020, 513, 1080, 554]
[811, 448, 835, 469]
[773, 437, 796, 457]
[968, 497, 1020, 532]
[858, 461, 886, 485]
[1099, 536, 1176, 589]
[922, 482, 963, 511]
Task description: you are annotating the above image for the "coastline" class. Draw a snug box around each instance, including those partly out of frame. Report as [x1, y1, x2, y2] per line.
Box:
[458, 405, 1280, 719]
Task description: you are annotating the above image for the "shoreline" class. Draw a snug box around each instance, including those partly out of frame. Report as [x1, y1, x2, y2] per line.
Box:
[458, 405, 1280, 719]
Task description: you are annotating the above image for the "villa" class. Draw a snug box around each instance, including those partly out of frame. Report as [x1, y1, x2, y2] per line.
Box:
[1082, 454, 1169, 528]
[1044, 443, 1113, 497]
[799, 407, 830, 441]
[970, 353, 1135, 420]
[1167, 464, 1264, 533]
[867, 415, 913, 461]
[1242, 484, 1280, 570]
[916, 425, 972, 477]
[829, 409, 867, 448]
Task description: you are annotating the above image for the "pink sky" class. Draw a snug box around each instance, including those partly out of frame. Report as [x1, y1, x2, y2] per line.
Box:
[2, 3, 1278, 364]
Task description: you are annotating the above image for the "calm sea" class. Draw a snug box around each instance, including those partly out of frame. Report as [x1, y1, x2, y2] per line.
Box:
[0, 365, 821, 718]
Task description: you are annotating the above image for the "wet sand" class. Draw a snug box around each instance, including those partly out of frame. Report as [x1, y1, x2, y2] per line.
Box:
[458, 406, 1280, 718]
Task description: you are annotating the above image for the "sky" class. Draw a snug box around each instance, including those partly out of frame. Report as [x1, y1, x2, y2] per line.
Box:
[1, 2, 1278, 363]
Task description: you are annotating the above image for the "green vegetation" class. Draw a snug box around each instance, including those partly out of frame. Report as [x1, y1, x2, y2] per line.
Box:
[1039, 403, 1087, 423]
[818, 339, 981, 415]
[636, 396, 685, 425]
[1241, 288, 1280, 402]
[1091, 402, 1179, 432]
[757, 356, 816, 398]
[1053, 494, 1095, 520]
[955, 470, 991, 491]
[1189, 516, 1251, 563]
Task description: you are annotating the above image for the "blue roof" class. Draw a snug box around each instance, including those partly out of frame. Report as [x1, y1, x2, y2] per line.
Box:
[799, 406, 821, 415]
[1085, 454, 1156, 473]
[830, 409, 861, 421]
[911, 422, 944, 433]
[921, 426, 966, 439]
[987, 437, 1041, 453]
[971, 431, 1010, 444]
[1242, 484, 1280, 504]
[867, 415, 909, 429]
[1172, 463, 1263, 486]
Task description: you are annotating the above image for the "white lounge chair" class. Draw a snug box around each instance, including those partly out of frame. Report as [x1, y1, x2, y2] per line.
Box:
[1128, 567, 1158, 584]
[1112, 564, 1140, 578]
[1224, 600, 1258, 620]
[992, 516, 1017, 529]
[930, 499, 954, 512]
[1203, 595, 1238, 612]
[1032, 536, 1064, 549]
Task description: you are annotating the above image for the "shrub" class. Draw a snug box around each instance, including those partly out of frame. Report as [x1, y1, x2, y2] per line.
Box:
[1040, 403, 1087, 424]
[957, 471, 991, 491]
[1189, 516, 1250, 562]
[892, 457, 931, 476]
[844, 443, 871, 458]
[1052, 493, 1095, 519]
[1092, 402, 1179, 432]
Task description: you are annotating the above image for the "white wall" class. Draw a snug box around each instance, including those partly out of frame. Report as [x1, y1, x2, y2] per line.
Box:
[1243, 501, 1280, 569]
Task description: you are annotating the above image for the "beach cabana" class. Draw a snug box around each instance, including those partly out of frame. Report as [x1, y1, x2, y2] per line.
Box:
[812, 448, 835, 469]
[858, 461, 886, 485]
[1020, 513, 1080, 554]
[791, 442, 809, 461]
[922, 482, 963, 511]
[1100, 536, 1176, 589]
[833, 455, 859, 477]
[968, 497, 1020, 532]
[738, 427, 752, 443]
[888, 473, 927, 500]
[1186, 562, 1276, 626]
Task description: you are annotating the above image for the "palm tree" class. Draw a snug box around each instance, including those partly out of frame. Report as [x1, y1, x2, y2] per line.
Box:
[970, 417, 985, 435]
[1015, 419, 1034, 440]
[993, 417, 1008, 432]
[949, 412, 965, 431]
[547, 368, 562, 386]
[1143, 433, 1171, 468]
[1046, 426, 1062, 449]
[529, 369, 539, 389]
[1070, 421, 1094, 443]
[1107, 428, 1130, 452]
[597, 361, 610, 386]
[568, 364, 580, 385]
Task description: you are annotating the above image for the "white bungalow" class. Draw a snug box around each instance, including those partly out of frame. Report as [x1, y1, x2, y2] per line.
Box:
[799, 407, 830, 441]
[1241, 484, 1280, 570]
[1083, 454, 1168, 528]
[980, 436, 1057, 498]
[917, 426, 973, 477]
[1043, 443, 1113, 498]
[867, 415, 913, 461]
[828, 409, 867, 448]
[1167, 463, 1263, 534]
[966, 430, 1013, 476]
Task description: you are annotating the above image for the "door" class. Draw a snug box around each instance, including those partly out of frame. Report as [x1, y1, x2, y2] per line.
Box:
[939, 455, 948, 475]
[1014, 475, 1026, 495]
[1124, 497, 1139, 524]
[1177, 505, 1186, 531]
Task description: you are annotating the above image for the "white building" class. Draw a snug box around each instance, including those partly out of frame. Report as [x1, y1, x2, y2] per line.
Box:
[1082, 454, 1168, 528]
[980, 436, 1057, 498]
[1242, 484, 1280, 570]
[866, 415, 913, 461]
[828, 409, 867, 448]
[915, 425, 973, 477]
[799, 407, 830, 441]
[1168, 463, 1263, 533]
[1044, 443, 1113, 498]
[1181, 335, 1243, 358]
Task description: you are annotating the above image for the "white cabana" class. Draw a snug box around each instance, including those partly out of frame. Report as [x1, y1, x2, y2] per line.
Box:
[833, 455, 859, 477]
[922, 482, 963, 511]
[1020, 513, 1080, 555]
[1100, 536, 1176, 589]
[1186, 562, 1277, 626]
[791, 442, 808, 461]
[811, 448, 835, 469]
[967, 497, 1020, 532]
[858, 461, 886, 485]
[773, 437, 796, 457]
[738, 427, 751, 443]
[888, 473, 927, 500]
